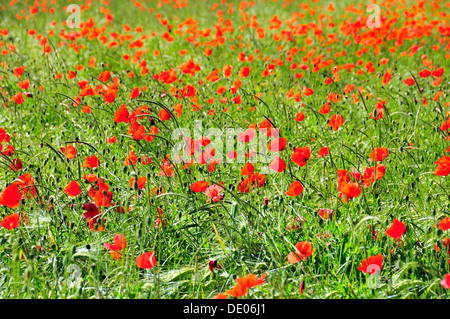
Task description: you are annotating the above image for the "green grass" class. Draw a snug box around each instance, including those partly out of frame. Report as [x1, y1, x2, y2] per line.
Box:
[0, 0, 449, 299]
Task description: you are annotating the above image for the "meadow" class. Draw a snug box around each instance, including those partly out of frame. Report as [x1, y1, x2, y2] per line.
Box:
[0, 0, 449, 299]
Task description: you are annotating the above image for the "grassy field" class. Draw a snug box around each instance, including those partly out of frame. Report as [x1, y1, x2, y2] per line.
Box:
[0, 0, 449, 299]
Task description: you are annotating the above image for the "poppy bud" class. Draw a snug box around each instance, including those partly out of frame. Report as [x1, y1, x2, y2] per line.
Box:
[25, 268, 32, 281]
[300, 281, 305, 295]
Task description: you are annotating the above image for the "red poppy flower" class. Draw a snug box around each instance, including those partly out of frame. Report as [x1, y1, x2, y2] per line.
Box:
[294, 112, 305, 122]
[288, 241, 313, 264]
[235, 273, 266, 289]
[12, 93, 24, 105]
[238, 128, 256, 143]
[226, 273, 266, 298]
[104, 234, 127, 260]
[240, 162, 254, 176]
[114, 105, 130, 123]
[370, 147, 389, 162]
[438, 217, 450, 232]
[82, 203, 101, 227]
[382, 72, 392, 85]
[2, 144, 14, 157]
[0, 128, 9, 143]
[204, 184, 224, 202]
[318, 208, 334, 220]
[441, 274, 450, 289]
[94, 190, 113, 207]
[225, 282, 248, 298]
[286, 181, 303, 197]
[237, 178, 250, 193]
[130, 177, 147, 190]
[9, 158, 22, 171]
[103, 88, 117, 104]
[362, 165, 386, 188]
[99, 71, 111, 82]
[107, 136, 117, 144]
[268, 137, 287, 152]
[18, 79, 30, 90]
[130, 87, 140, 99]
[1, 213, 20, 230]
[64, 180, 81, 197]
[159, 109, 172, 121]
[190, 181, 209, 193]
[434, 156, 450, 176]
[14, 173, 37, 199]
[269, 156, 286, 172]
[319, 102, 331, 114]
[441, 118, 450, 132]
[432, 67, 444, 77]
[83, 173, 98, 183]
[104, 234, 127, 251]
[61, 145, 76, 159]
[328, 114, 344, 130]
[370, 108, 384, 120]
[83, 155, 100, 169]
[385, 219, 406, 239]
[357, 254, 383, 274]
[227, 151, 237, 160]
[83, 204, 105, 231]
[403, 77, 415, 86]
[124, 151, 137, 166]
[0, 184, 22, 209]
[239, 66, 250, 78]
[339, 181, 361, 201]
[318, 147, 329, 158]
[291, 146, 310, 166]
[136, 251, 157, 269]
[302, 86, 314, 96]
[418, 69, 431, 78]
[159, 159, 174, 177]
[79, 85, 95, 97]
